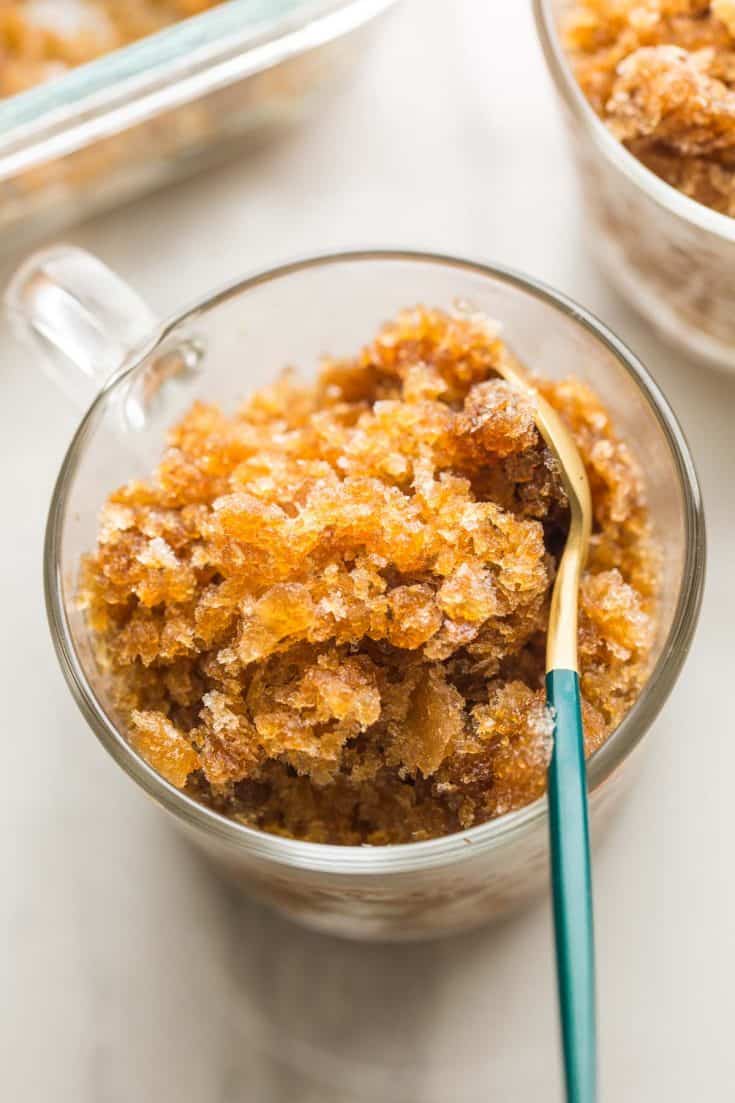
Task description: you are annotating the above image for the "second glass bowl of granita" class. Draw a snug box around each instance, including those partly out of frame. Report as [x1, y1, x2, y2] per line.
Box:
[9, 247, 704, 939]
[535, 0, 735, 374]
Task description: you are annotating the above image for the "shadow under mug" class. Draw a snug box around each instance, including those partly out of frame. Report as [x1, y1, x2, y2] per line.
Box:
[6, 246, 705, 940]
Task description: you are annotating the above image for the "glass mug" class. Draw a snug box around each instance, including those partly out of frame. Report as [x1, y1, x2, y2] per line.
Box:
[7, 247, 705, 940]
[535, 0, 735, 375]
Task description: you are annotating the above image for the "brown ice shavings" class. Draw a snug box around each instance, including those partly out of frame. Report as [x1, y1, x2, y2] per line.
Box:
[79, 307, 659, 844]
[565, 1, 735, 212]
[607, 46, 735, 156]
[0, 2, 228, 97]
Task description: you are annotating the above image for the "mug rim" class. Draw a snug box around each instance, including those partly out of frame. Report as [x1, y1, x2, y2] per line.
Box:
[44, 248, 706, 874]
[533, 0, 735, 243]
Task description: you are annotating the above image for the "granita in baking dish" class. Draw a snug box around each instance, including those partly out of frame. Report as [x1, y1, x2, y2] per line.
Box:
[0, 1, 226, 97]
[78, 307, 659, 844]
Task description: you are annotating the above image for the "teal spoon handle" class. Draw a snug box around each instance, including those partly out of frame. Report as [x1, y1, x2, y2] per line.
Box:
[546, 668, 597, 1103]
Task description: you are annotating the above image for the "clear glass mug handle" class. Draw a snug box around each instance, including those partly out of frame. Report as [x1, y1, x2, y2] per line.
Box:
[5, 244, 159, 408]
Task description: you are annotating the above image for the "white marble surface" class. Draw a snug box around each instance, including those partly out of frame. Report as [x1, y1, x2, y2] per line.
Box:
[1, 1, 734, 1099]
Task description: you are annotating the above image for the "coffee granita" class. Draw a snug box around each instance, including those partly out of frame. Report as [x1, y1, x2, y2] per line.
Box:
[79, 308, 659, 844]
[565, 1, 735, 215]
[0, 1, 226, 97]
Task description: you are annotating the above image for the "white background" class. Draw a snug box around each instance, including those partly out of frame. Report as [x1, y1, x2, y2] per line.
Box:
[1, 2, 734, 1099]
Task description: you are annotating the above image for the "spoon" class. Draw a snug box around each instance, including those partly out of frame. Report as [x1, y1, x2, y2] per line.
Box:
[494, 350, 596, 1103]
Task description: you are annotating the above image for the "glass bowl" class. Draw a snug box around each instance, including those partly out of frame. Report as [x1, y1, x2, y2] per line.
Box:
[6, 247, 705, 940]
[534, 0, 735, 374]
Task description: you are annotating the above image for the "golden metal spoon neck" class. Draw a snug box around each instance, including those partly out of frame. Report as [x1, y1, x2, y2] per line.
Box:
[491, 350, 592, 674]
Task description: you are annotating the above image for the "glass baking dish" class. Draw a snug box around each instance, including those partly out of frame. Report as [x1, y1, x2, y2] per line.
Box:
[0, 0, 396, 250]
